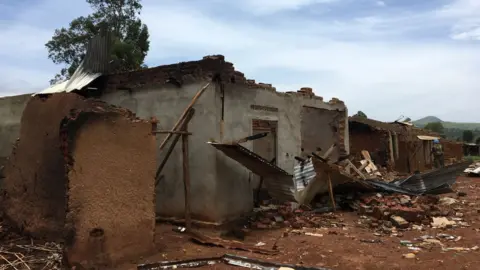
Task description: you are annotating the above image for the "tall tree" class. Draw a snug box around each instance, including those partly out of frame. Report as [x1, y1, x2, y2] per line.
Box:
[45, 0, 149, 84]
[462, 130, 474, 143]
[424, 122, 444, 134]
[355, 111, 367, 118]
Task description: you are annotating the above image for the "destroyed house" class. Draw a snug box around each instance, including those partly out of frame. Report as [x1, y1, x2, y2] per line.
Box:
[392, 123, 442, 173]
[442, 140, 464, 164]
[348, 117, 447, 174]
[348, 116, 400, 170]
[30, 55, 349, 224]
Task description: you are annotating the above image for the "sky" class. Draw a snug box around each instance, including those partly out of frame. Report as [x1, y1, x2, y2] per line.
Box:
[0, 0, 479, 122]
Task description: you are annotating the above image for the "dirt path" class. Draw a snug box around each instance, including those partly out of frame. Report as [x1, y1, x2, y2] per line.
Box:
[122, 176, 480, 270]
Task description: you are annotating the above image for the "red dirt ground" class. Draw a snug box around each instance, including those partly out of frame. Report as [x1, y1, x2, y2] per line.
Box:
[112, 176, 480, 269]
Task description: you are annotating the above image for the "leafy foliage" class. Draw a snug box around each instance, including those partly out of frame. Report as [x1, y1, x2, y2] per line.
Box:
[475, 137, 480, 145]
[462, 130, 474, 142]
[355, 111, 367, 118]
[45, 0, 149, 84]
[424, 122, 445, 134]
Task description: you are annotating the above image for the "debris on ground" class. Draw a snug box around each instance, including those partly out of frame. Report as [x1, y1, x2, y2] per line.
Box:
[174, 227, 279, 255]
[431, 217, 456, 229]
[0, 242, 63, 270]
[402, 253, 416, 259]
[464, 162, 480, 176]
[137, 254, 332, 270]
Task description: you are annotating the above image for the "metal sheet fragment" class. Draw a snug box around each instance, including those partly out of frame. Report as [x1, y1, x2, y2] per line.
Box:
[138, 254, 331, 270]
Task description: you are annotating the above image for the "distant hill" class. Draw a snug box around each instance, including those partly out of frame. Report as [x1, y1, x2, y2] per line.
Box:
[413, 116, 480, 130]
[413, 116, 442, 126]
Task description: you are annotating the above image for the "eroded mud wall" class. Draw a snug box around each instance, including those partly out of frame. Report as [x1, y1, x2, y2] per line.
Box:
[61, 105, 156, 267]
[2, 93, 88, 239]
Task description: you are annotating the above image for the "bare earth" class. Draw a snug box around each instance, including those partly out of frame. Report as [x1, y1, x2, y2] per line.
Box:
[115, 176, 480, 269]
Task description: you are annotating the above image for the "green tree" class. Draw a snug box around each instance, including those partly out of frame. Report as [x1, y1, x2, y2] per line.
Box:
[462, 130, 474, 142]
[45, 0, 149, 84]
[356, 111, 367, 118]
[475, 137, 480, 145]
[424, 122, 444, 134]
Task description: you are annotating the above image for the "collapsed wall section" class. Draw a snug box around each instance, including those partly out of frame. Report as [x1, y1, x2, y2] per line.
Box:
[2, 93, 88, 239]
[60, 104, 156, 267]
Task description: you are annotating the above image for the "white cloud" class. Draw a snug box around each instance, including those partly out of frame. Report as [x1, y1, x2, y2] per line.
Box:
[376, 1, 386, 7]
[0, 0, 479, 122]
[438, 0, 480, 40]
[235, 0, 338, 15]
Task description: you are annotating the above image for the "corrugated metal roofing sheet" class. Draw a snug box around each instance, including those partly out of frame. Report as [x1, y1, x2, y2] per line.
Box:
[397, 161, 470, 194]
[37, 31, 113, 95]
[208, 142, 295, 202]
[293, 158, 316, 192]
[417, 135, 440, 140]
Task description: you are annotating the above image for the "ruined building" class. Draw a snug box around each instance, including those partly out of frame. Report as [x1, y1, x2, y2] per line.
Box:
[349, 116, 463, 174]
[0, 55, 349, 224]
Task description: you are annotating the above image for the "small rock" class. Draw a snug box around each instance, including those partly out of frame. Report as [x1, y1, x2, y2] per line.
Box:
[439, 197, 458, 206]
[383, 221, 393, 228]
[412, 224, 423, 231]
[391, 215, 409, 229]
[456, 212, 464, 218]
[457, 192, 467, 197]
[403, 253, 416, 259]
[400, 195, 411, 205]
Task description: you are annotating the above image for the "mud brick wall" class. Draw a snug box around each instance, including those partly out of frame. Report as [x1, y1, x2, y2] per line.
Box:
[2, 93, 89, 239]
[61, 104, 156, 267]
[443, 140, 463, 162]
[349, 125, 389, 167]
[395, 140, 410, 173]
[101, 54, 277, 93]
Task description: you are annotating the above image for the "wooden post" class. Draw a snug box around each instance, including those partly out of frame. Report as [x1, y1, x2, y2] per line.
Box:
[182, 124, 192, 231]
[155, 109, 195, 185]
[327, 173, 336, 211]
[158, 82, 210, 152]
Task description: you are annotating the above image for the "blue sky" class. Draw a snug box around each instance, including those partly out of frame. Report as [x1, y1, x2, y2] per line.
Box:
[0, 0, 479, 122]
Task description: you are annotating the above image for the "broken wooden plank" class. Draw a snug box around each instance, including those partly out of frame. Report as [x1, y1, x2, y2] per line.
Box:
[155, 109, 195, 185]
[158, 82, 210, 151]
[154, 130, 192, 135]
[327, 173, 336, 211]
[182, 122, 192, 231]
[344, 159, 366, 179]
[181, 230, 279, 255]
[322, 144, 336, 160]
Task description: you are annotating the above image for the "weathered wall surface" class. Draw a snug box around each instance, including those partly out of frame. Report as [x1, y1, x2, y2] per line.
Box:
[0, 94, 32, 166]
[301, 106, 343, 161]
[98, 55, 348, 223]
[218, 84, 347, 221]
[443, 140, 463, 162]
[62, 106, 156, 267]
[349, 129, 389, 167]
[100, 83, 347, 223]
[2, 93, 88, 239]
[100, 82, 220, 222]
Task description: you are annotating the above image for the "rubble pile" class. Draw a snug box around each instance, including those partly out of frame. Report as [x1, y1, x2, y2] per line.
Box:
[249, 190, 470, 235]
[249, 202, 346, 230]
[353, 193, 471, 233]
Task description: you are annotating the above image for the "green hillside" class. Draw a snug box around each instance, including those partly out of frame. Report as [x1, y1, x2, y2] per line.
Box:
[413, 116, 480, 130]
